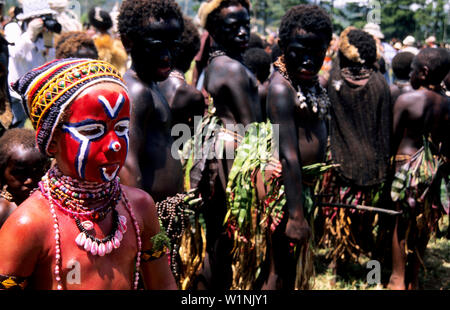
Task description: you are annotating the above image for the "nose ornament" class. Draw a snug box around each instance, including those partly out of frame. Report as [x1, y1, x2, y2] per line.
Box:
[110, 141, 121, 152]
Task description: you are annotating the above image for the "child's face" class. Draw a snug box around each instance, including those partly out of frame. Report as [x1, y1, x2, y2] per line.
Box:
[130, 17, 183, 82]
[214, 4, 250, 54]
[3, 146, 49, 204]
[284, 28, 328, 82]
[54, 82, 130, 182]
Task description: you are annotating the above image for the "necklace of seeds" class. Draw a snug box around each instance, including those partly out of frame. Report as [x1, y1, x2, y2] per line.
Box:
[0, 188, 13, 202]
[156, 193, 188, 277]
[274, 56, 331, 121]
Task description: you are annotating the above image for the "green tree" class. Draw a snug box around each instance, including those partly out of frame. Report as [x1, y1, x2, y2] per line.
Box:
[380, 0, 416, 41]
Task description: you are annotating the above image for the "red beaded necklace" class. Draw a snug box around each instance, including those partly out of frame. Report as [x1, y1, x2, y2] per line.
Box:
[39, 168, 143, 290]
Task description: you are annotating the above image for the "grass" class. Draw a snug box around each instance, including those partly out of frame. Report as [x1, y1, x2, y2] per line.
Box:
[310, 215, 449, 290]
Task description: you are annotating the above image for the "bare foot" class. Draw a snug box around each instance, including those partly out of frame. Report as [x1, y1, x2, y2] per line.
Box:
[387, 275, 406, 290]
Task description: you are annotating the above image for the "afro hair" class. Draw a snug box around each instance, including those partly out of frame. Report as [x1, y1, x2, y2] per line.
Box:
[243, 47, 271, 83]
[249, 33, 264, 49]
[88, 7, 113, 32]
[392, 52, 415, 80]
[204, 0, 250, 34]
[55, 31, 98, 59]
[174, 16, 201, 73]
[413, 48, 450, 86]
[0, 128, 37, 178]
[278, 4, 332, 50]
[339, 28, 377, 67]
[118, 0, 184, 45]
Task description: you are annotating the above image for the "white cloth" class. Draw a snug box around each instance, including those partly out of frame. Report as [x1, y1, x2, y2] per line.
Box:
[8, 32, 55, 99]
[401, 46, 419, 55]
[382, 42, 397, 65]
[3, 22, 22, 45]
[56, 11, 82, 32]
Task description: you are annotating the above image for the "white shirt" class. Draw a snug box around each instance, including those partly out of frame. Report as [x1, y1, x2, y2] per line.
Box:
[8, 32, 55, 99]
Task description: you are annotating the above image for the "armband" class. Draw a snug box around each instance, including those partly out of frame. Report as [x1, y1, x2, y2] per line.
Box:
[0, 274, 28, 290]
[141, 230, 171, 263]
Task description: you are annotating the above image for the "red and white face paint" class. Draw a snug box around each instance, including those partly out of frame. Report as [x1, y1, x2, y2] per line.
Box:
[57, 83, 130, 183]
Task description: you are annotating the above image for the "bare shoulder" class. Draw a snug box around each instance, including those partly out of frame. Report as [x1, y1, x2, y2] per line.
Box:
[124, 70, 154, 106]
[267, 72, 295, 114]
[209, 55, 245, 75]
[396, 90, 426, 105]
[176, 84, 203, 101]
[394, 90, 427, 114]
[0, 199, 16, 227]
[121, 185, 159, 236]
[268, 73, 292, 97]
[0, 192, 52, 239]
[0, 191, 52, 275]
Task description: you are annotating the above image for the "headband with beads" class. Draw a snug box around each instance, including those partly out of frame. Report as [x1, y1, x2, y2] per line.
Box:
[13, 58, 127, 156]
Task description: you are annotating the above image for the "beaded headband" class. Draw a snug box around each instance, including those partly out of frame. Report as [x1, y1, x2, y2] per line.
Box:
[13, 58, 127, 156]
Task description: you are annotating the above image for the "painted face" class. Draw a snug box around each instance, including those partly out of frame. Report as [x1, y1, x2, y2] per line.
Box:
[215, 5, 250, 54]
[3, 146, 49, 204]
[284, 29, 328, 82]
[55, 83, 130, 183]
[130, 18, 183, 82]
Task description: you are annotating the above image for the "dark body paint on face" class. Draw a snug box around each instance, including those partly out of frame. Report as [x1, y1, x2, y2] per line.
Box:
[130, 18, 183, 83]
[284, 30, 328, 84]
[120, 17, 184, 202]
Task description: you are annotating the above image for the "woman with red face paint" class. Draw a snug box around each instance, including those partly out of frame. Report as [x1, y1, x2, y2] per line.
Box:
[0, 59, 177, 290]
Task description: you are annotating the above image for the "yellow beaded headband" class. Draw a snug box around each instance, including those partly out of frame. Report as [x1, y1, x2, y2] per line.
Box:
[13, 58, 127, 155]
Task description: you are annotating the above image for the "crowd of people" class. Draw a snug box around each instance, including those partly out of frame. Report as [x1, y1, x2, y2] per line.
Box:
[0, 0, 448, 291]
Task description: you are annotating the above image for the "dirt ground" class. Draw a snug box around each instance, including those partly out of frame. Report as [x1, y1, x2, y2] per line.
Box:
[310, 215, 449, 290]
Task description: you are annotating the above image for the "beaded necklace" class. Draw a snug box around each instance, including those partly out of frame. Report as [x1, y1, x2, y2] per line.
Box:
[40, 170, 142, 290]
[44, 166, 121, 222]
[0, 187, 13, 202]
[274, 56, 331, 121]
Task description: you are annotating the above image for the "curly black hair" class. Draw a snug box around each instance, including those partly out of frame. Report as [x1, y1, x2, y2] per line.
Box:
[118, 0, 184, 45]
[174, 16, 200, 73]
[346, 28, 377, 66]
[55, 31, 98, 59]
[392, 52, 415, 80]
[278, 4, 332, 50]
[413, 48, 450, 86]
[0, 128, 37, 179]
[204, 0, 250, 34]
[270, 43, 282, 63]
[88, 7, 113, 32]
[243, 47, 271, 83]
[249, 33, 264, 49]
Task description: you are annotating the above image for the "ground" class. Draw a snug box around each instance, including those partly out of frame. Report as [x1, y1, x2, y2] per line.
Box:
[311, 215, 450, 290]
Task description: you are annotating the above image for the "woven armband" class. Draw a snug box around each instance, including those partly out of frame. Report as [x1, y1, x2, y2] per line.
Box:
[141, 230, 171, 262]
[0, 274, 28, 290]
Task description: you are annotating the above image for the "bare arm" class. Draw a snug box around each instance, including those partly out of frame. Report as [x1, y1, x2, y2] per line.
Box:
[392, 94, 408, 156]
[119, 72, 154, 188]
[267, 80, 310, 243]
[206, 57, 262, 125]
[0, 196, 47, 285]
[171, 85, 205, 125]
[125, 186, 177, 290]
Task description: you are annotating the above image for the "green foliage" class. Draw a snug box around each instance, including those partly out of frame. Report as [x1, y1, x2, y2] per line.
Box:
[151, 225, 172, 251]
[249, 0, 448, 43]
